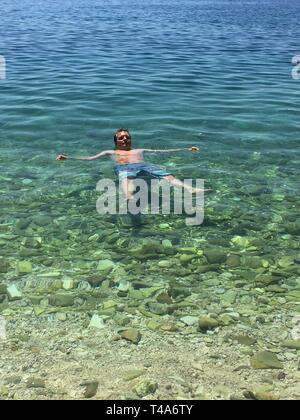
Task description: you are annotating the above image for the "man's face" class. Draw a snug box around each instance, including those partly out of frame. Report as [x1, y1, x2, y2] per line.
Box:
[116, 131, 132, 150]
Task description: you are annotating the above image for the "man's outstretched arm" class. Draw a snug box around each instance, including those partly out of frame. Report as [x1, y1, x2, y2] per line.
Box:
[56, 150, 113, 161]
[140, 147, 199, 153]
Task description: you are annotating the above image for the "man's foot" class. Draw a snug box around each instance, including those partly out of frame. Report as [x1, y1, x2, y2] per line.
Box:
[187, 187, 213, 194]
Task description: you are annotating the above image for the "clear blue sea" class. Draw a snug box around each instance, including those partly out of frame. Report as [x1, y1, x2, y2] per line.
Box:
[0, 2, 300, 394]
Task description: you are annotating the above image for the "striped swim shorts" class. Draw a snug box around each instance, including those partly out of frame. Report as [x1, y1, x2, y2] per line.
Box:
[114, 163, 171, 181]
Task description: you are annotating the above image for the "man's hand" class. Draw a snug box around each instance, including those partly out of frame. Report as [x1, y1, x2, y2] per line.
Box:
[56, 154, 68, 161]
[189, 146, 199, 152]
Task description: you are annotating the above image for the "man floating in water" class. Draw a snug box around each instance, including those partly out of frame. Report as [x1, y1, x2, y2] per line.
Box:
[56, 128, 211, 200]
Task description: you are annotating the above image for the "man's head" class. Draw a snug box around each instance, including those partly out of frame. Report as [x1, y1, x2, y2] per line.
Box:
[114, 128, 132, 151]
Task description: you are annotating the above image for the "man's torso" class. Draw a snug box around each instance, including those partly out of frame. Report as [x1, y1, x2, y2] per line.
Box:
[111, 149, 144, 165]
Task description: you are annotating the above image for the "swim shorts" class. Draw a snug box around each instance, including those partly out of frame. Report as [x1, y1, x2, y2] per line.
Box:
[114, 163, 171, 181]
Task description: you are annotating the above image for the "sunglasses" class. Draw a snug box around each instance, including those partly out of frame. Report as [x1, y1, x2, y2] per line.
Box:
[117, 134, 131, 141]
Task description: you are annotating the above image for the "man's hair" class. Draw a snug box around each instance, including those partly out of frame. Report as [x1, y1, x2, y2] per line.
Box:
[114, 128, 131, 144]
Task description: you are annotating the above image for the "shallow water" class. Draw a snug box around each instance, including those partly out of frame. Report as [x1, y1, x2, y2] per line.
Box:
[0, 1, 299, 398]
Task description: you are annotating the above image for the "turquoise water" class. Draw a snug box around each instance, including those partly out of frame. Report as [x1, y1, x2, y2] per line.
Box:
[1, 0, 300, 368]
[1, 2, 300, 248]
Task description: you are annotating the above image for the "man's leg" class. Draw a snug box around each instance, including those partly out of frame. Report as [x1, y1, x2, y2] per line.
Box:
[162, 175, 212, 193]
[121, 177, 135, 200]
[119, 177, 144, 226]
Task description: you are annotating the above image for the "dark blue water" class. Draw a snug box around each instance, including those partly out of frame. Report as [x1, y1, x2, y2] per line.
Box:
[1, 0, 299, 146]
